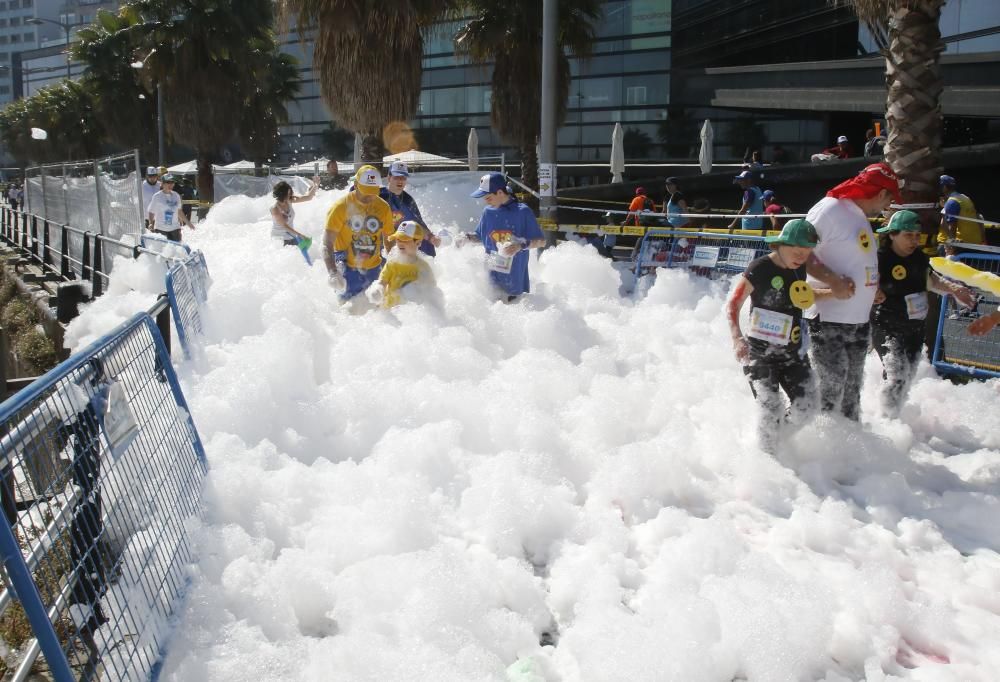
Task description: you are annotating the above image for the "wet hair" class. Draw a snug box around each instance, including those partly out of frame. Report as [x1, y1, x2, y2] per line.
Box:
[272, 181, 292, 201]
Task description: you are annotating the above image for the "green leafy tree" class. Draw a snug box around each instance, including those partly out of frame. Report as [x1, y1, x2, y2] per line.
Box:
[838, 0, 944, 201]
[280, 0, 461, 162]
[320, 124, 354, 160]
[71, 8, 158, 159]
[454, 0, 601, 192]
[0, 82, 102, 164]
[240, 50, 301, 167]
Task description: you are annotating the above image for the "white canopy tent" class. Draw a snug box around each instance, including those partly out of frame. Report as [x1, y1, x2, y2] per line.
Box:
[166, 160, 200, 175]
[217, 160, 260, 173]
[382, 149, 463, 167]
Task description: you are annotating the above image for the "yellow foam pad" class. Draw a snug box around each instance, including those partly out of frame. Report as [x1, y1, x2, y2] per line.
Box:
[930, 257, 1000, 297]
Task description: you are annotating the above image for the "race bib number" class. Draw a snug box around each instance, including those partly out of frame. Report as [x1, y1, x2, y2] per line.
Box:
[488, 251, 513, 274]
[747, 308, 794, 346]
[864, 266, 879, 287]
[163, 209, 175, 226]
[905, 292, 929, 320]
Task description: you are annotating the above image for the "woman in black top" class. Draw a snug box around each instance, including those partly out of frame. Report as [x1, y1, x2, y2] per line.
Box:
[872, 210, 974, 416]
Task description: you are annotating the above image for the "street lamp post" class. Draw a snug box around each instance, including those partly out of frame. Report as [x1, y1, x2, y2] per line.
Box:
[27, 18, 77, 81]
[130, 50, 165, 168]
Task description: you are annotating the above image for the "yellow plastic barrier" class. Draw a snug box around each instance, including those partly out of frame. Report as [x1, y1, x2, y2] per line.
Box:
[930, 257, 1000, 296]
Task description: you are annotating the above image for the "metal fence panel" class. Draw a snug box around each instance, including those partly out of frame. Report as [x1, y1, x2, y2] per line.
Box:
[165, 251, 212, 359]
[932, 253, 1000, 379]
[0, 312, 207, 681]
[635, 228, 770, 280]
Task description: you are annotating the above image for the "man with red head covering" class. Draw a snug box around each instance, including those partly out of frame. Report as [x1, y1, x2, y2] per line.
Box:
[625, 187, 655, 227]
[804, 162, 901, 421]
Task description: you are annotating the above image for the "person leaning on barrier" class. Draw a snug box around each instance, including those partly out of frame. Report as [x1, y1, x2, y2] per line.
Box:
[728, 170, 764, 231]
[803, 162, 900, 421]
[870, 210, 975, 417]
[146, 173, 193, 242]
[937, 174, 985, 255]
[762, 190, 790, 231]
[458, 172, 545, 302]
[662, 176, 688, 228]
[625, 187, 656, 227]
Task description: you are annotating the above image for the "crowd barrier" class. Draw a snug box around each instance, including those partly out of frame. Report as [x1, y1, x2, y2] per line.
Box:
[0, 311, 206, 681]
[932, 252, 1000, 379]
[165, 250, 212, 359]
[633, 227, 771, 280]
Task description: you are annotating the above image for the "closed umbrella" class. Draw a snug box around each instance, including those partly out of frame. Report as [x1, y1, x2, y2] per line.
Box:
[353, 133, 362, 165]
[610, 122, 625, 183]
[467, 128, 479, 172]
[699, 119, 714, 175]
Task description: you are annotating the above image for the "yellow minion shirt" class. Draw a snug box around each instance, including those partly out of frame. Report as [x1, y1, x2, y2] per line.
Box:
[378, 252, 435, 308]
[325, 192, 394, 270]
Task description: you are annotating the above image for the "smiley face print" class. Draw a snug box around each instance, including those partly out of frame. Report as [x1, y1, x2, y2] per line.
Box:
[788, 280, 815, 309]
[892, 264, 907, 280]
[858, 230, 872, 253]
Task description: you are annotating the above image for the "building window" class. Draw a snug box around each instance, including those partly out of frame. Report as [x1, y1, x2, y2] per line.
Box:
[625, 86, 647, 106]
[10, 17, 19, 26]
[22, 0, 31, 6]
[0, 19, 7, 27]
[10, 34, 19, 43]
[0, 86, 9, 95]
[23, 31, 32, 42]
[0, 37, 8, 45]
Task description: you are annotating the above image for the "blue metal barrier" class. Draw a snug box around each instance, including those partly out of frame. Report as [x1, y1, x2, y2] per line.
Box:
[635, 228, 770, 280]
[932, 253, 1000, 379]
[138, 234, 191, 259]
[0, 312, 206, 681]
[165, 251, 212, 359]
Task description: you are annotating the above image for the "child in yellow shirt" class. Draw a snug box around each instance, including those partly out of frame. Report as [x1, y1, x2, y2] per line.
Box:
[368, 220, 436, 308]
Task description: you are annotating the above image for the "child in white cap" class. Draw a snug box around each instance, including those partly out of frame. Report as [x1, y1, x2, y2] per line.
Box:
[367, 220, 436, 308]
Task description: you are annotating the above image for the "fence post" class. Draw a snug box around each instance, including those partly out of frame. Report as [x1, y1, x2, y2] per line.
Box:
[20, 212, 28, 250]
[81, 232, 91, 282]
[39, 166, 47, 222]
[60, 225, 71, 279]
[42, 220, 52, 267]
[61, 164, 70, 230]
[92, 237, 103, 298]
[156, 295, 171, 355]
[134, 149, 145, 230]
[29, 215, 38, 262]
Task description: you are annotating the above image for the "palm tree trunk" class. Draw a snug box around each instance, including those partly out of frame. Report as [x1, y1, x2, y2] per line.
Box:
[196, 154, 214, 204]
[883, 0, 944, 204]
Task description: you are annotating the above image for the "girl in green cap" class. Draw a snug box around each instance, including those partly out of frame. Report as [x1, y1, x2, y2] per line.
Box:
[872, 210, 975, 416]
[725, 219, 832, 452]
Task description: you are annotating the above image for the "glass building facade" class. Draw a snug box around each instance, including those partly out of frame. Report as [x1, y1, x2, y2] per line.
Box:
[276, 0, 671, 165]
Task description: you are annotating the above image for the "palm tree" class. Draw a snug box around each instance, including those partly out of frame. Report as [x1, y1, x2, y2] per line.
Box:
[454, 0, 601, 191]
[280, 0, 460, 162]
[0, 82, 102, 164]
[130, 0, 283, 200]
[71, 9, 158, 159]
[239, 49, 301, 167]
[839, 0, 944, 201]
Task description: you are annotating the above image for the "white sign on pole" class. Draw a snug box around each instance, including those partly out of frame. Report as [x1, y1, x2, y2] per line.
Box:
[727, 247, 757, 269]
[538, 163, 556, 197]
[691, 246, 720, 268]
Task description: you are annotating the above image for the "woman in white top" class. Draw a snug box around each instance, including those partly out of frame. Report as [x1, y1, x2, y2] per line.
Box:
[270, 179, 318, 246]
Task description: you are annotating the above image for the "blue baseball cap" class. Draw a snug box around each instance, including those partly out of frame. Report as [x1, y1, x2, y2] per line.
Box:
[471, 171, 508, 198]
[939, 174, 956, 187]
[762, 189, 775, 200]
[733, 170, 755, 182]
[389, 161, 409, 177]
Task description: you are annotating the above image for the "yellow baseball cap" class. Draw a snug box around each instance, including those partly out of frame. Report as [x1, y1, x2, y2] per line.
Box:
[388, 220, 424, 242]
[354, 164, 382, 196]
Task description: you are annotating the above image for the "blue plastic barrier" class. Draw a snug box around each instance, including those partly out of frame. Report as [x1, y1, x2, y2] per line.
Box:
[0, 312, 207, 681]
[139, 234, 192, 259]
[635, 228, 770, 280]
[165, 251, 212, 359]
[932, 253, 1000, 379]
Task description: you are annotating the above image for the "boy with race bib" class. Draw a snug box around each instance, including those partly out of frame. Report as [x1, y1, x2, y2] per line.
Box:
[726, 219, 830, 452]
[871, 210, 975, 416]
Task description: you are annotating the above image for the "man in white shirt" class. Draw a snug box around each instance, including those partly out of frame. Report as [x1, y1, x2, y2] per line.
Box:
[146, 173, 191, 242]
[141, 166, 160, 223]
[804, 162, 901, 420]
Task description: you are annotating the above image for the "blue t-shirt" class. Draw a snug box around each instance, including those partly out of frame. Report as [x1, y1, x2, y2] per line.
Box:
[380, 187, 435, 256]
[942, 195, 961, 223]
[741, 186, 764, 230]
[476, 199, 544, 296]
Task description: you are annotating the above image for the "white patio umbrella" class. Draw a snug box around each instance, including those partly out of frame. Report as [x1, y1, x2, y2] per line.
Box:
[699, 119, 714, 175]
[610, 122, 625, 183]
[353, 133, 362, 165]
[467, 128, 479, 172]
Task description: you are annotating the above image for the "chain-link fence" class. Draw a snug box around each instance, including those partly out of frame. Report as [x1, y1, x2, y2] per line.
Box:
[23, 151, 144, 278]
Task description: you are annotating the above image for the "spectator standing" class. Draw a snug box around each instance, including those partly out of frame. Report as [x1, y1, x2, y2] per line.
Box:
[662, 177, 688, 228]
[937, 174, 985, 254]
[864, 129, 886, 158]
[379, 161, 440, 257]
[728, 170, 764, 230]
[146, 174, 192, 242]
[762, 190, 790, 231]
[7, 183, 18, 211]
[804, 162, 900, 420]
[141, 166, 160, 220]
[625, 187, 656, 227]
[465, 172, 545, 301]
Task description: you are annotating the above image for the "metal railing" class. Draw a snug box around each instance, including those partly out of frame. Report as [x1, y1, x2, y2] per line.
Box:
[633, 228, 771, 279]
[0, 310, 206, 681]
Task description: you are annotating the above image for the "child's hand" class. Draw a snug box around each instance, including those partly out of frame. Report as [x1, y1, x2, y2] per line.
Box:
[733, 337, 749, 364]
[831, 275, 855, 299]
[366, 284, 385, 306]
[953, 285, 975, 309]
[968, 312, 1000, 336]
[500, 242, 521, 257]
[328, 272, 346, 292]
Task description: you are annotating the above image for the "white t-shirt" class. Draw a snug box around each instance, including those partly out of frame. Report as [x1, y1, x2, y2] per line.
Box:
[805, 196, 878, 324]
[271, 203, 296, 240]
[147, 190, 183, 232]
[141, 179, 160, 214]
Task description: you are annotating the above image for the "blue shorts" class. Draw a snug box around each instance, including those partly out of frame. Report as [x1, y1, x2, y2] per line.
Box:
[342, 265, 382, 300]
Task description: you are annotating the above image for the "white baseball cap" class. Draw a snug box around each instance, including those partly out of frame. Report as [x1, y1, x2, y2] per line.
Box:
[837, 135, 848, 143]
[389, 161, 409, 177]
[146, 166, 159, 176]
